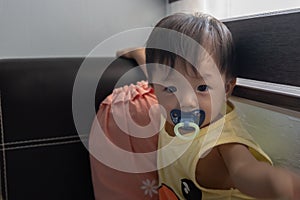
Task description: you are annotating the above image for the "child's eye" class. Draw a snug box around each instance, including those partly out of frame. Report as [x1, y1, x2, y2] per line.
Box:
[164, 86, 177, 93]
[197, 85, 209, 92]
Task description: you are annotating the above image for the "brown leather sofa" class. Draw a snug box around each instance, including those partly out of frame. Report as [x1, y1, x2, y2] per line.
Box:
[0, 8, 299, 200]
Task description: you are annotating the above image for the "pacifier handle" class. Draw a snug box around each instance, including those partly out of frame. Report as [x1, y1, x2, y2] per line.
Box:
[174, 122, 200, 140]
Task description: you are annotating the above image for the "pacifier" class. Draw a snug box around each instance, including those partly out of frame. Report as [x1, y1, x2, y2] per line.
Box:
[170, 109, 205, 140]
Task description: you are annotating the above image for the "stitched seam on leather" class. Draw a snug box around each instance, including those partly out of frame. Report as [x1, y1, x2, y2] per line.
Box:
[0, 93, 8, 200]
[4, 139, 87, 151]
[4, 134, 89, 146]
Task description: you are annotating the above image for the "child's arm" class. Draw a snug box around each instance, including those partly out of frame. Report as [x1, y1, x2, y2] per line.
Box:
[218, 143, 300, 199]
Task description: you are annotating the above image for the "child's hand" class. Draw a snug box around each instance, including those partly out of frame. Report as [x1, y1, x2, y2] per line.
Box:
[116, 47, 145, 65]
[291, 171, 300, 199]
[116, 47, 147, 78]
[277, 169, 300, 200]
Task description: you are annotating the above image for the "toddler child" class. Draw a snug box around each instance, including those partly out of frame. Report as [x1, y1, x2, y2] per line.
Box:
[119, 12, 300, 199]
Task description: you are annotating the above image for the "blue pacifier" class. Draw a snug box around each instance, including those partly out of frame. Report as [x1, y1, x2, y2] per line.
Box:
[170, 109, 205, 140]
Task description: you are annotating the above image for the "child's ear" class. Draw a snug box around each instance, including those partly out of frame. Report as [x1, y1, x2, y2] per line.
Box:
[225, 78, 236, 99]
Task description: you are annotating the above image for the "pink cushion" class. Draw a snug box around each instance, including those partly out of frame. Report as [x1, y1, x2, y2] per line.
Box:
[89, 81, 160, 200]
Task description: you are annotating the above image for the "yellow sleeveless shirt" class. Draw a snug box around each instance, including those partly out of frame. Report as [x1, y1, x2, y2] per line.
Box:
[157, 101, 272, 200]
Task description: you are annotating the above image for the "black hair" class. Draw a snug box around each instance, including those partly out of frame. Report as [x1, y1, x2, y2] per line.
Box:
[145, 12, 236, 81]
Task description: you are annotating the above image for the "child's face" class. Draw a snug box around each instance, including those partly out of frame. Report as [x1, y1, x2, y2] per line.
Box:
[151, 58, 235, 135]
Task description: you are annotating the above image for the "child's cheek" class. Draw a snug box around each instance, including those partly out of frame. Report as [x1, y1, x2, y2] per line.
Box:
[155, 93, 171, 109]
[209, 88, 226, 112]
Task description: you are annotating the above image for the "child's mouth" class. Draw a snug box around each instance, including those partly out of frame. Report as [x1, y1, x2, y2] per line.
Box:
[170, 109, 205, 140]
[170, 109, 205, 130]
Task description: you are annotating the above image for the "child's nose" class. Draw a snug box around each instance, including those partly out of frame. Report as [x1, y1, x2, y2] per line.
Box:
[178, 92, 198, 111]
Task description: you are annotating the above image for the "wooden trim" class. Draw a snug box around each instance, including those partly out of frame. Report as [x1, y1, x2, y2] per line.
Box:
[230, 96, 300, 118]
[236, 78, 300, 98]
[232, 85, 300, 112]
[168, 0, 181, 3]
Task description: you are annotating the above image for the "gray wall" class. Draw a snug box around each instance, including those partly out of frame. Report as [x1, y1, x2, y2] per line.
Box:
[0, 0, 166, 58]
[205, 0, 300, 19]
[165, 0, 300, 19]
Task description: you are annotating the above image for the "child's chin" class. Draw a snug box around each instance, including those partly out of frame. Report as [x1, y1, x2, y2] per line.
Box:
[178, 127, 197, 135]
[200, 121, 210, 129]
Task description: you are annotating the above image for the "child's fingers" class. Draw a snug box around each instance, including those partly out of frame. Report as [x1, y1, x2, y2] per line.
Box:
[116, 47, 137, 58]
[116, 49, 129, 57]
